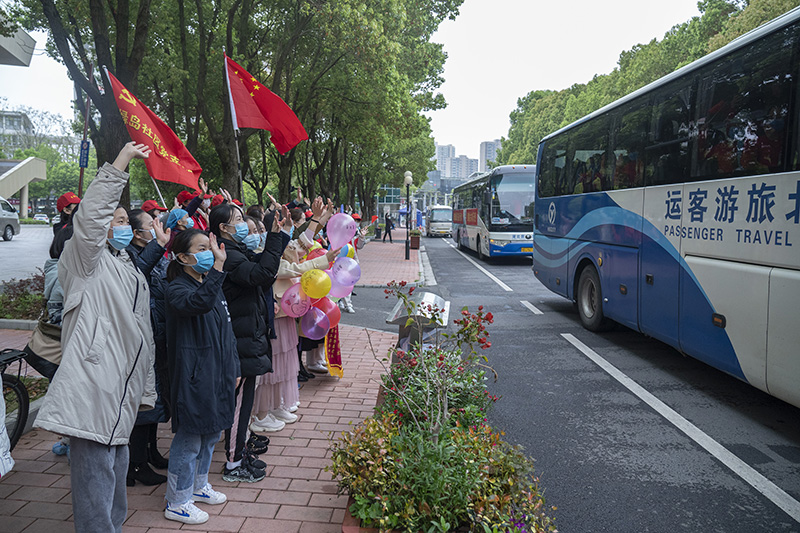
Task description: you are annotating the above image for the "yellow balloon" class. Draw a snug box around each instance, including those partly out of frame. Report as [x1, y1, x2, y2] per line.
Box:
[301, 269, 332, 299]
[310, 242, 322, 251]
[346, 244, 355, 258]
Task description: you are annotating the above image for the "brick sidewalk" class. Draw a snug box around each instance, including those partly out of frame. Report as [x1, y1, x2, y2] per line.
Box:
[0, 325, 396, 533]
[356, 228, 420, 287]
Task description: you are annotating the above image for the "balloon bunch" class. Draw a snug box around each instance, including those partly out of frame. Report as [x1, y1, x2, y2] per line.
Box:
[281, 213, 362, 340]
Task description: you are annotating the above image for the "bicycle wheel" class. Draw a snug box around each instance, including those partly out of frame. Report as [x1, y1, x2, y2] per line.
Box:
[2, 373, 29, 451]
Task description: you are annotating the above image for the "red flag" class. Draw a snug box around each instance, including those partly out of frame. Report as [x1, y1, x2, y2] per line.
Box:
[105, 69, 201, 190]
[225, 55, 309, 154]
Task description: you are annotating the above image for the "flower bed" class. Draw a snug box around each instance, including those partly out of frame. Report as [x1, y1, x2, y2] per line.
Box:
[329, 282, 557, 533]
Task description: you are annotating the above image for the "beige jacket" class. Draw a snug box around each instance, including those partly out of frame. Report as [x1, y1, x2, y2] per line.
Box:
[35, 163, 156, 446]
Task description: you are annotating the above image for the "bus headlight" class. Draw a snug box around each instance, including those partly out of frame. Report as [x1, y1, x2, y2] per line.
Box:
[490, 239, 510, 247]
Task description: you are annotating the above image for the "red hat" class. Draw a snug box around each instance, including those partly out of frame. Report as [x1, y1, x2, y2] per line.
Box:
[232, 199, 244, 207]
[57, 192, 81, 213]
[352, 213, 362, 221]
[211, 194, 225, 208]
[203, 193, 214, 199]
[176, 190, 197, 204]
[141, 199, 167, 212]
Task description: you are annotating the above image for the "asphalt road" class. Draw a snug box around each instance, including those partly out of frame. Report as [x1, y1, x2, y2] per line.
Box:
[346, 236, 800, 533]
[0, 224, 53, 284]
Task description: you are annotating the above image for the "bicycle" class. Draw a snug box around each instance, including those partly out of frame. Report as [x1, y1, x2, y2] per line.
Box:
[1, 348, 29, 451]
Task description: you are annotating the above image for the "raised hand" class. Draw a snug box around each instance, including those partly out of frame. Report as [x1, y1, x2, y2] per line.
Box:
[209, 232, 227, 271]
[152, 216, 170, 247]
[311, 196, 324, 219]
[198, 177, 208, 195]
[112, 142, 151, 171]
[325, 247, 343, 262]
[280, 205, 293, 232]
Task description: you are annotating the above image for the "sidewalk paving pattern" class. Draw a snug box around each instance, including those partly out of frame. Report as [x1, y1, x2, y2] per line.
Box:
[0, 232, 418, 532]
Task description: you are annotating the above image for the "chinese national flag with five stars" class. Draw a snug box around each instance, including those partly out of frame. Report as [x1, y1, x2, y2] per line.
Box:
[225, 54, 309, 154]
[105, 68, 201, 190]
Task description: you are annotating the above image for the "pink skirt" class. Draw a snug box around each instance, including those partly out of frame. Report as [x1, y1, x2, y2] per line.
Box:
[253, 317, 300, 411]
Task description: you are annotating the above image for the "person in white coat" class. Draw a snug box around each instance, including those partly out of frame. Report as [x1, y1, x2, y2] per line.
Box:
[35, 142, 156, 533]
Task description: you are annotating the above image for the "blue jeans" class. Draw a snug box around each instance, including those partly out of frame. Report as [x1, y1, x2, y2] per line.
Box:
[70, 438, 128, 533]
[166, 429, 219, 505]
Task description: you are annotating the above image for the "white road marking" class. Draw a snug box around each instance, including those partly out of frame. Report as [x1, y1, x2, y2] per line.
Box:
[561, 333, 800, 524]
[520, 300, 544, 315]
[446, 241, 513, 292]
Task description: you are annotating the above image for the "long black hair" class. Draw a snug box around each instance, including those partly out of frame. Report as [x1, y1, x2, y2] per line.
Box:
[49, 225, 73, 259]
[208, 203, 240, 241]
[166, 228, 206, 282]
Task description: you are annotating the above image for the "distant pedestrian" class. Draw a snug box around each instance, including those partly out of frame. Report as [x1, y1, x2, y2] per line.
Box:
[35, 142, 156, 533]
[383, 213, 394, 243]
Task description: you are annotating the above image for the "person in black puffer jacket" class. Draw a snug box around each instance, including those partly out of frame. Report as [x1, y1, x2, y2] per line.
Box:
[208, 202, 288, 482]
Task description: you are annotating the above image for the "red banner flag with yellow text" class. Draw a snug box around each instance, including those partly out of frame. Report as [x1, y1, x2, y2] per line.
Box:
[224, 55, 308, 154]
[105, 69, 201, 190]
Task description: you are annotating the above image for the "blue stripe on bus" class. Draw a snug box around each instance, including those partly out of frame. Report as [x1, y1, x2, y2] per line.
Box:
[536, 194, 746, 381]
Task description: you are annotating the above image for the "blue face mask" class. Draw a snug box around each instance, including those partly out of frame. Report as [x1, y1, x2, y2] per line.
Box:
[184, 217, 195, 229]
[187, 250, 214, 274]
[259, 232, 267, 247]
[243, 233, 260, 251]
[227, 222, 249, 243]
[109, 225, 133, 250]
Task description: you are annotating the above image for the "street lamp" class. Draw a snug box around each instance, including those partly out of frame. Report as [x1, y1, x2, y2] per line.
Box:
[404, 171, 413, 260]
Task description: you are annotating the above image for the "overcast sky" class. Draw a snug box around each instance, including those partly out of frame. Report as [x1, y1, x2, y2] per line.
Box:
[0, 0, 702, 160]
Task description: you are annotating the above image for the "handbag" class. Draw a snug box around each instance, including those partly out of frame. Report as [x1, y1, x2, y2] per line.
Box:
[26, 316, 62, 365]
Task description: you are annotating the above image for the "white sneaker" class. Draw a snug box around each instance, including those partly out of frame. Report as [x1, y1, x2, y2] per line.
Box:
[250, 414, 285, 433]
[192, 483, 227, 505]
[345, 304, 355, 314]
[271, 407, 298, 423]
[307, 362, 329, 374]
[288, 403, 298, 413]
[165, 501, 209, 524]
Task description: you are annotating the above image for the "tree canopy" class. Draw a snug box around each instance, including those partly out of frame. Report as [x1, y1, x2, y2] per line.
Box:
[497, 0, 800, 166]
[11, 0, 462, 214]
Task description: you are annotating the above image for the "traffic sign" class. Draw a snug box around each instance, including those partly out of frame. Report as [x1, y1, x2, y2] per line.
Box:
[79, 140, 90, 168]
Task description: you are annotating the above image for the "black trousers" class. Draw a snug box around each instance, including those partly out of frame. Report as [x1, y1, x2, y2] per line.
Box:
[224, 375, 256, 463]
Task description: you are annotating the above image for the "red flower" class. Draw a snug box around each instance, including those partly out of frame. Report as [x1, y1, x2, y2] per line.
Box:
[485, 312, 493, 322]
[478, 305, 484, 311]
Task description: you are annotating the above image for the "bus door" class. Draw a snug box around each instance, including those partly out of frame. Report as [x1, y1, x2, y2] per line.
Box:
[640, 184, 681, 346]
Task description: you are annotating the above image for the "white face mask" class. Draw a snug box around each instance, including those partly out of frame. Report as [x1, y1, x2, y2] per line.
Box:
[202, 199, 211, 208]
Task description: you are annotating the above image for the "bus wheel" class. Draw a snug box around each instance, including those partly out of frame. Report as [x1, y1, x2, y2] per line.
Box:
[577, 266, 612, 332]
[477, 238, 486, 261]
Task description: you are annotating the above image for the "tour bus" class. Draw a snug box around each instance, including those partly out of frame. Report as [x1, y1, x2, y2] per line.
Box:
[425, 204, 453, 237]
[532, 7, 800, 408]
[452, 165, 536, 259]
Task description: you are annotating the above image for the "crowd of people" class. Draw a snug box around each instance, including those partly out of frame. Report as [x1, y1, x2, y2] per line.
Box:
[6, 142, 368, 530]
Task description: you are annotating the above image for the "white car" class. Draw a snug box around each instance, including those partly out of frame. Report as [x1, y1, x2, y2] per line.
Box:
[33, 214, 50, 224]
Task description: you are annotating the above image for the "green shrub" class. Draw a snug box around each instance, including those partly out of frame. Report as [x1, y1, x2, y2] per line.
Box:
[0, 271, 46, 320]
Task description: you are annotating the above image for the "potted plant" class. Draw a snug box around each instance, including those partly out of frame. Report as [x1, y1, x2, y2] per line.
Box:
[409, 229, 421, 249]
[329, 282, 557, 533]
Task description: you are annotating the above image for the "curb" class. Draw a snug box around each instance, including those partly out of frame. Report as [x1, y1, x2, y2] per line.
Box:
[0, 319, 37, 330]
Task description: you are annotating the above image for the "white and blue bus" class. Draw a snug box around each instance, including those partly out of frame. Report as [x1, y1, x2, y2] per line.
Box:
[533, 7, 800, 408]
[452, 165, 536, 260]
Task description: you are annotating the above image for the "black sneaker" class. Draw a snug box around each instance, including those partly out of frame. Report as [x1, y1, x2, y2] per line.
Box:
[244, 450, 267, 470]
[246, 434, 269, 455]
[222, 462, 265, 483]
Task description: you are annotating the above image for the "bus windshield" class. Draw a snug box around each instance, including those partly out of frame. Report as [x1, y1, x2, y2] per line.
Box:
[429, 208, 452, 223]
[490, 173, 535, 225]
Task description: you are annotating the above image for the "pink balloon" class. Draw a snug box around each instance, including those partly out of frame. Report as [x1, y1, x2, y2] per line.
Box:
[328, 276, 353, 298]
[327, 213, 358, 249]
[301, 307, 331, 340]
[280, 283, 311, 318]
[330, 257, 361, 286]
[313, 297, 342, 328]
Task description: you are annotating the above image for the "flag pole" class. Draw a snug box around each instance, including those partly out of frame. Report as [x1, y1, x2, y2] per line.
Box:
[150, 175, 168, 211]
[224, 52, 245, 200]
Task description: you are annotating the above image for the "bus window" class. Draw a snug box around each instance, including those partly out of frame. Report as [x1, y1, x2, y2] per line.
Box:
[610, 100, 647, 190]
[567, 117, 610, 194]
[695, 23, 797, 179]
[539, 134, 568, 197]
[645, 78, 695, 186]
